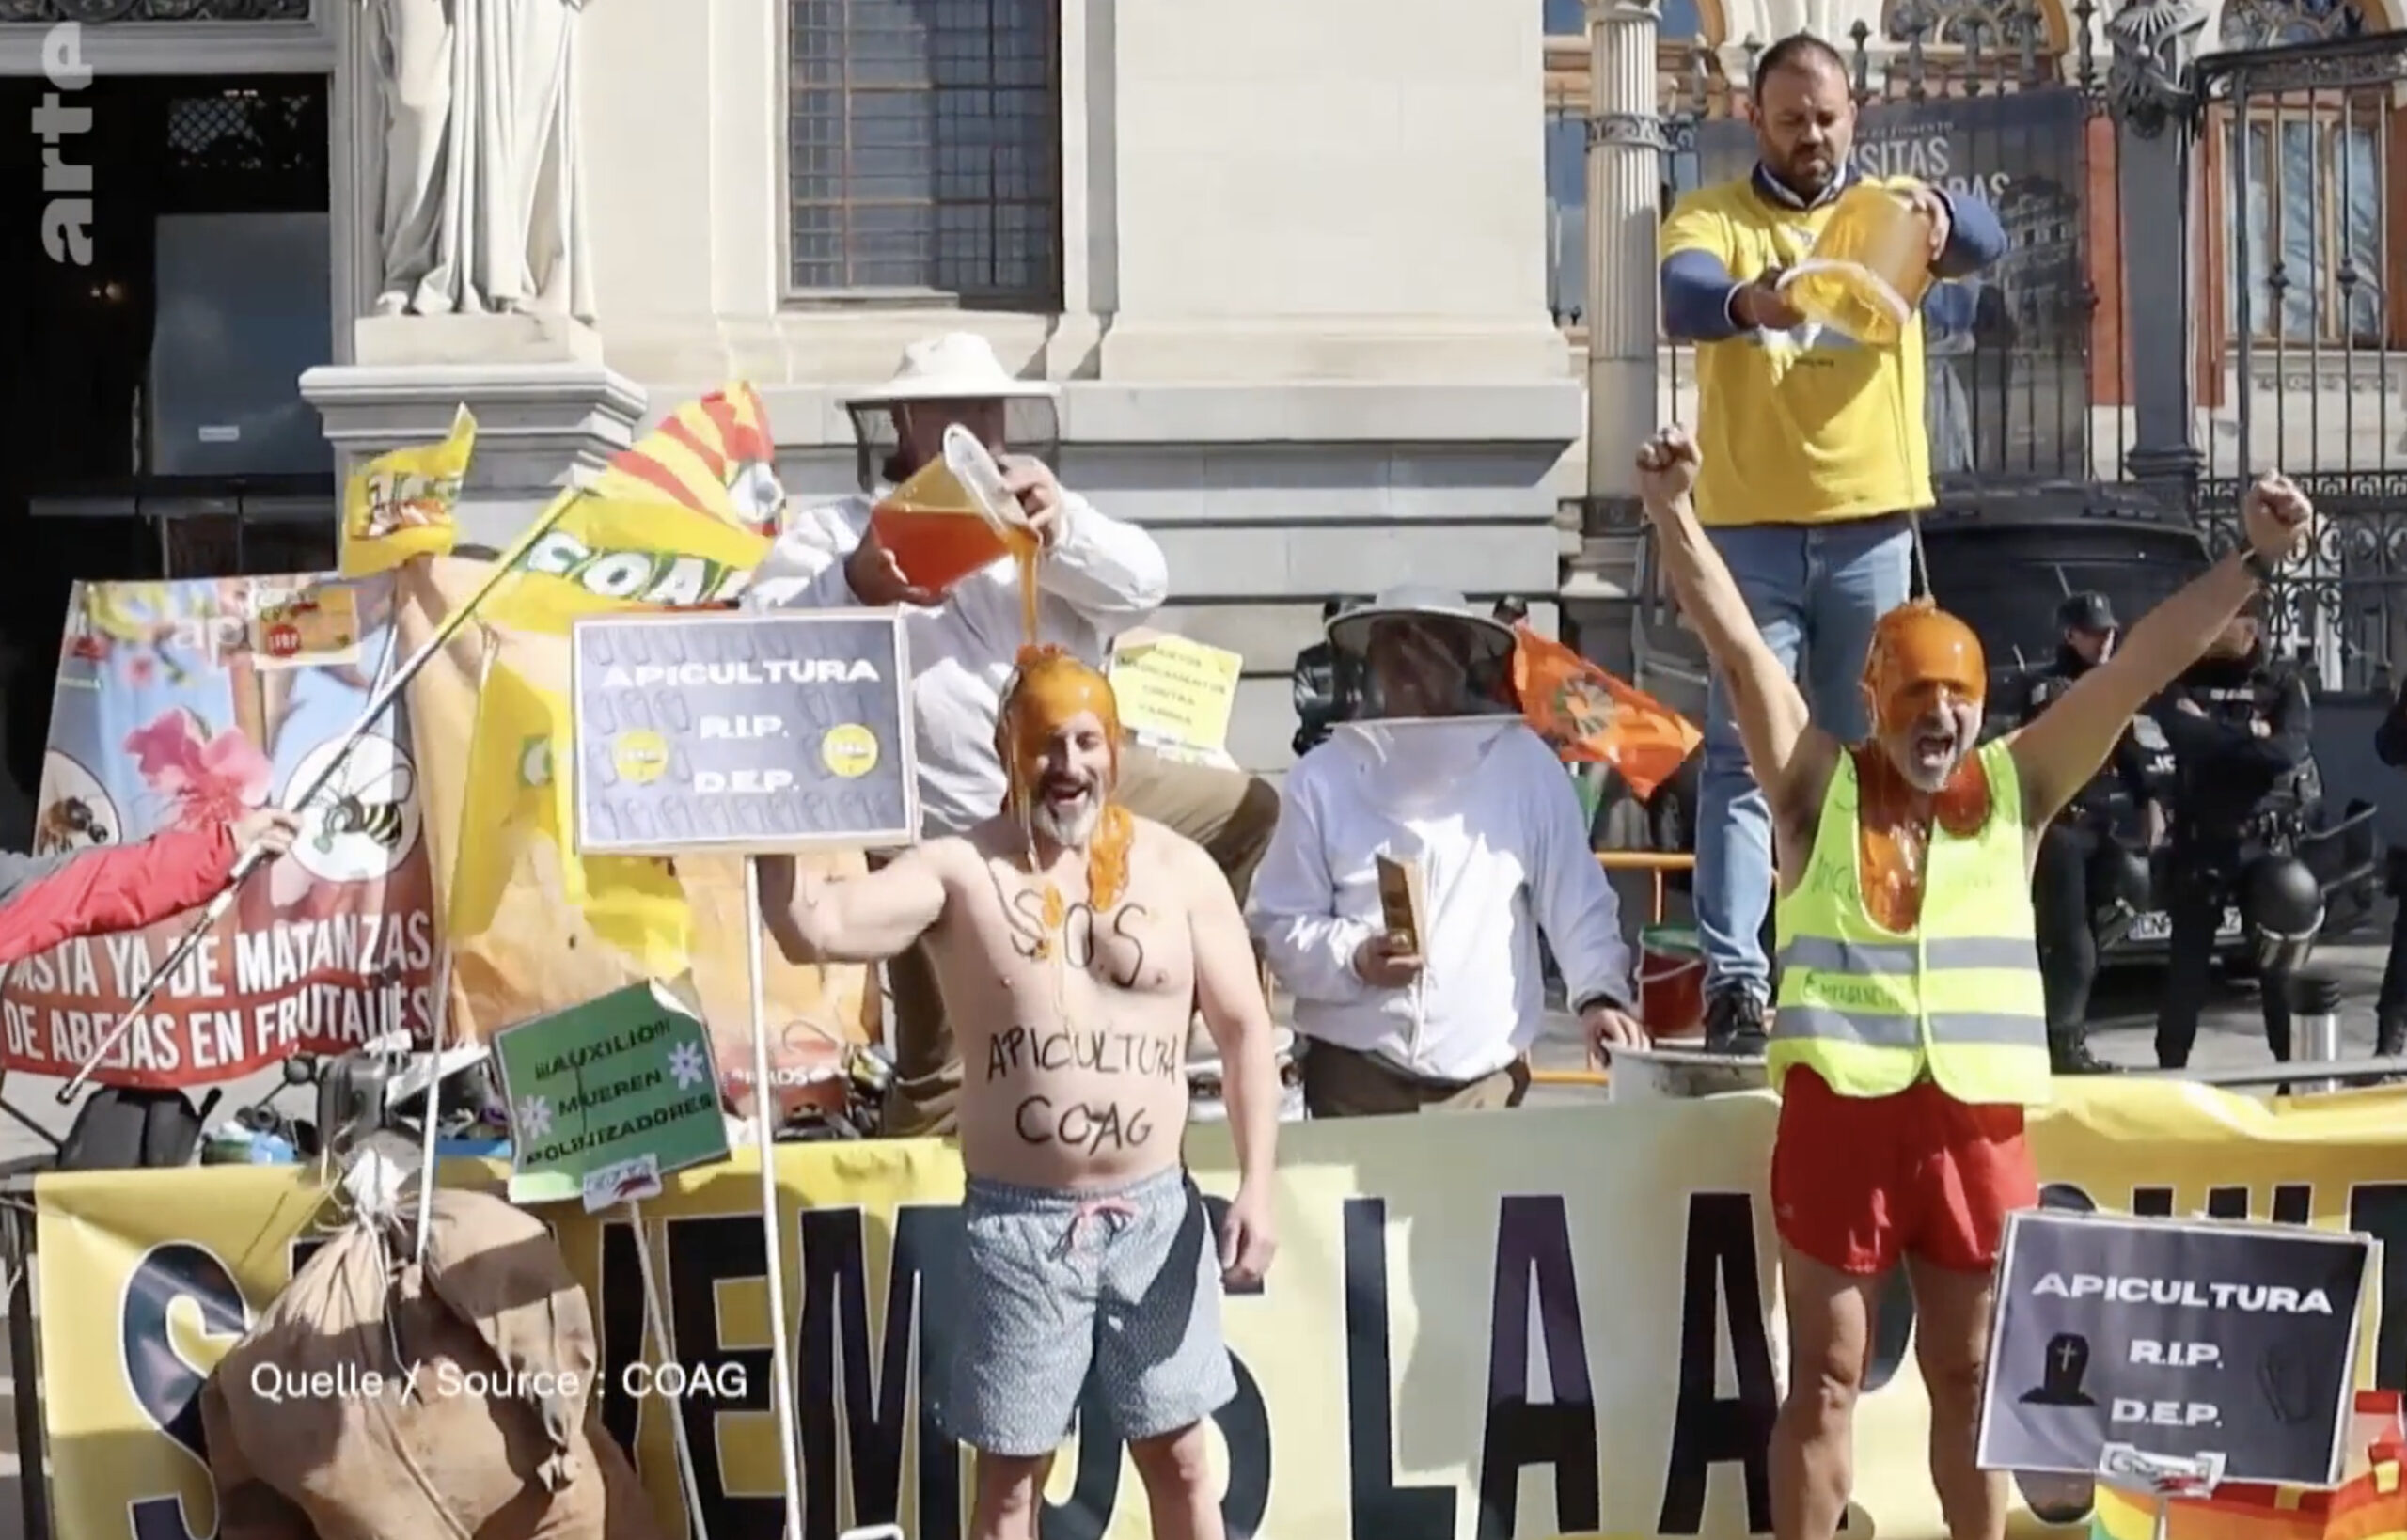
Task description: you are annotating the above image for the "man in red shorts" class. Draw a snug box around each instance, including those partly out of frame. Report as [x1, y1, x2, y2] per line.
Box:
[1633, 423, 2310, 1540]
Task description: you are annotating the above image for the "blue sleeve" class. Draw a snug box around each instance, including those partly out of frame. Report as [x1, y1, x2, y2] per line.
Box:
[1931, 189, 2008, 279]
[1923, 280, 1978, 338]
[1661, 249, 1745, 342]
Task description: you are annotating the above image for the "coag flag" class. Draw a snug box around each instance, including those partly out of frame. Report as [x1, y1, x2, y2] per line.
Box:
[428, 387, 789, 981]
[1510, 623, 1701, 800]
[338, 406, 476, 578]
[477, 486, 768, 635]
[401, 558, 674, 1023]
[394, 387, 873, 1050]
[410, 484, 768, 1018]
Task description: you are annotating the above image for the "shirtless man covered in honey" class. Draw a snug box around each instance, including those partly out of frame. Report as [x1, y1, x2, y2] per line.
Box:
[760, 645, 1282, 1540]
[1634, 424, 2310, 1540]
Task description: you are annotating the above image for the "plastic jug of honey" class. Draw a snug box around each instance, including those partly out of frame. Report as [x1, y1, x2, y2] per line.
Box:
[1778, 182, 1936, 348]
[869, 424, 1038, 598]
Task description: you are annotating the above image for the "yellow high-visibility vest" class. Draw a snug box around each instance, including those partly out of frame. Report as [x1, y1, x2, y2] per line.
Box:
[1770, 738, 2053, 1107]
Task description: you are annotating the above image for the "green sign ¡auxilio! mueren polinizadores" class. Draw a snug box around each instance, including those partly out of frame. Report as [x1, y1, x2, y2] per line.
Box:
[492, 981, 730, 1205]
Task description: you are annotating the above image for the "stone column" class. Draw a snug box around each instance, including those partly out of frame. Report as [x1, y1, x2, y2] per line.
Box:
[1585, 0, 1661, 509]
[1565, 0, 1661, 677]
[2105, 0, 2210, 502]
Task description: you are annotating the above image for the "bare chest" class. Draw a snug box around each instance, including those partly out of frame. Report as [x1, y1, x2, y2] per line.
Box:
[967, 864, 1195, 1004]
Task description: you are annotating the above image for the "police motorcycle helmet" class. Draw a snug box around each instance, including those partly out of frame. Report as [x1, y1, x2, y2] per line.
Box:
[2079, 841, 2156, 923]
[2238, 851, 2325, 976]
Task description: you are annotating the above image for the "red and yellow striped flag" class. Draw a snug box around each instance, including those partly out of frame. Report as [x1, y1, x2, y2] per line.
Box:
[588, 382, 782, 536]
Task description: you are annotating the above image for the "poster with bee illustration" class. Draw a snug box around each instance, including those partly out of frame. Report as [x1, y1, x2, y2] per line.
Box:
[3, 574, 439, 1089]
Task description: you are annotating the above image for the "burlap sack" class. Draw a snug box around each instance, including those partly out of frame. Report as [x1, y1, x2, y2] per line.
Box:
[201, 1186, 666, 1540]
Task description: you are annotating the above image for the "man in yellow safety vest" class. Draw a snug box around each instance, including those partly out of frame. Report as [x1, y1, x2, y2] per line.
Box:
[1632, 422, 2311, 1540]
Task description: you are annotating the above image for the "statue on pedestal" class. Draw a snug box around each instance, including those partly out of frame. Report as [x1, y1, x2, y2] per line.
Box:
[358, 0, 596, 322]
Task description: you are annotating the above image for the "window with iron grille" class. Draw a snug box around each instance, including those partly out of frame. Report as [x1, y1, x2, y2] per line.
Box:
[786, 0, 1062, 306]
[2225, 111, 2384, 347]
[2214, 0, 2383, 349]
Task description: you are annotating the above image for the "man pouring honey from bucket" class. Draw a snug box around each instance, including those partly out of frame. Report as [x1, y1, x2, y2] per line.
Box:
[748, 333, 1283, 1139]
[1660, 32, 2010, 1059]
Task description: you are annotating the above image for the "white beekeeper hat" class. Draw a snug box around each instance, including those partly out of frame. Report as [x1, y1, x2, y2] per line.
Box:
[845, 333, 1060, 406]
[842, 333, 1062, 492]
[1328, 583, 1517, 666]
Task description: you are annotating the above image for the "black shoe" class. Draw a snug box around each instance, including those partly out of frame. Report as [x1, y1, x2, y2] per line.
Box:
[2049, 1034, 2119, 1075]
[1703, 989, 1770, 1057]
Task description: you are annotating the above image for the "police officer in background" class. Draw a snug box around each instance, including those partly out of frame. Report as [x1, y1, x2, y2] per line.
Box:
[2150, 595, 2319, 1069]
[1291, 596, 1361, 757]
[2022, 592, 2163, 1073]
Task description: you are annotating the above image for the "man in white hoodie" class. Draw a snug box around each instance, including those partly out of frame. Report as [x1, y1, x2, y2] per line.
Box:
[748, 334, 1282, 1136]
[1249, 586, 1646, 1116]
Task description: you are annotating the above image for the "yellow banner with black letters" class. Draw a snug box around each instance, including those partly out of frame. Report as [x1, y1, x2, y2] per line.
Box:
[33, 1082, 2407, 1540]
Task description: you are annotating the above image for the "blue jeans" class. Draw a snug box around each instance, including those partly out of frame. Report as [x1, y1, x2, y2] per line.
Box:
[1695, 515, 1915, 1001]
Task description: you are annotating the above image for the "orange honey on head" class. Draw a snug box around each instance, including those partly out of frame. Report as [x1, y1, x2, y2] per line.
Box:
[868, 423, 1043, 646]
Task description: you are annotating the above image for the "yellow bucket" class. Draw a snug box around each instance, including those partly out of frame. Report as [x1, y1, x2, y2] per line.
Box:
[1778, 182, 1936, 348]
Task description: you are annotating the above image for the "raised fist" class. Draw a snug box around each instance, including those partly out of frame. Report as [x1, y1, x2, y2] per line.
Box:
[1635, 425, 1703, 514]
[2242, 471, 2313, 565]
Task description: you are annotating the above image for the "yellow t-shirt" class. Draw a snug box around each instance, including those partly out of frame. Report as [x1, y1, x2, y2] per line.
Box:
[1660, 173, 1933, 528]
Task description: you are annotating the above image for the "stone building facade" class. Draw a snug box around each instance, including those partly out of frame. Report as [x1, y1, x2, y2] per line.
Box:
[0, 0, 1582, 778]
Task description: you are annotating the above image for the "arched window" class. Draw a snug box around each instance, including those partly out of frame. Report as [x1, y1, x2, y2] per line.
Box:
[2218, 0, 2366, 45]
[1882, 0, 2053, 50]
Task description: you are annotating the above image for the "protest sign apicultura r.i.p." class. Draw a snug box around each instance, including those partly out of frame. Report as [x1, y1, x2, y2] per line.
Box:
[1977, 1209, 2373, 1487]
[570, 609, 917, 856]
[4, 574, 437, 1088]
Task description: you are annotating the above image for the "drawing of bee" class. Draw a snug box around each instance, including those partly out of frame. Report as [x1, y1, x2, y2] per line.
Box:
[34, 797, 109, 856]
[307, 760, 417, 857]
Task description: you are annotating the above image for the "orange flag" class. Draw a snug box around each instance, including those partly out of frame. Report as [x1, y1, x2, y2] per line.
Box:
[1510, 623, 1701, 800]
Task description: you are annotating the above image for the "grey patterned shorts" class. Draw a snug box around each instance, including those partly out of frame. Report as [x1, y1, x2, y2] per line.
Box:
[938, 1166, 1237, 1458]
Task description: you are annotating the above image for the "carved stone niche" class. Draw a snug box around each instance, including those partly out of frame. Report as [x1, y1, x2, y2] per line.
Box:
[0, 0, 308, 20]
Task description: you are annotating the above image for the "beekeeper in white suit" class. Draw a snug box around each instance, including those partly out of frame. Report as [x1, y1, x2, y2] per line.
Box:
[748, 332, 1282, 1136]
[1248, 584, 1644, 1117]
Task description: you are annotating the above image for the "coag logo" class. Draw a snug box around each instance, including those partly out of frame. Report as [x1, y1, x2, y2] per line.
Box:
[1549, 676, 1616, 741]
[520, 533, 746, 608]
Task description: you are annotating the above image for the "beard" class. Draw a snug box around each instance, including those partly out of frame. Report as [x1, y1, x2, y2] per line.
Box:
[1026, 774, 1102, 848]
[1893, 712, 1976, 792]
